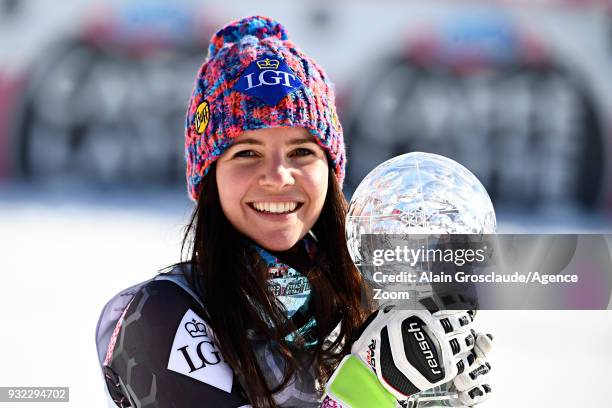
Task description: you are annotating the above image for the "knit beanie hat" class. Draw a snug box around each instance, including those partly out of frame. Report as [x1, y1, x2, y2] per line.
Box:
[185, 15, 345, 202]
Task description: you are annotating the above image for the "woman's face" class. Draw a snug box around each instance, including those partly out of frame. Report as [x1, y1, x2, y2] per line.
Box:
[216, 127, 329, 251]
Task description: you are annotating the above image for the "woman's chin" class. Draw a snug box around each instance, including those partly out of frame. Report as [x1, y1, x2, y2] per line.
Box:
[252, 232, 302, 252]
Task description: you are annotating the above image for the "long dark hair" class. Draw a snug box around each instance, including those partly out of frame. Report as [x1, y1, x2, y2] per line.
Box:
[181, 164, 368, 408]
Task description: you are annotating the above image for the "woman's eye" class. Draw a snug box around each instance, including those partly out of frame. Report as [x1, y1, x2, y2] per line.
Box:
[292, 148, 313, 157]
[234, 150, 257, 158]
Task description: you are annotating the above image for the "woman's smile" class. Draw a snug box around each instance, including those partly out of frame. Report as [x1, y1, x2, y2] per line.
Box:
[248, 200, 303, 214]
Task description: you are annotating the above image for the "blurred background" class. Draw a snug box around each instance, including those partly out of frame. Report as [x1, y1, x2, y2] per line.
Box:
[1, 0, 611, 407]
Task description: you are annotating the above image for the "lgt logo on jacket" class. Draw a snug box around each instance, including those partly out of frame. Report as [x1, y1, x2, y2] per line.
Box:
[167, 309, 234, 392]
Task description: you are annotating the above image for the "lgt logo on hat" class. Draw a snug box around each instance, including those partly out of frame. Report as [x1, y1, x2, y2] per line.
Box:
[233, 54, 304, 106]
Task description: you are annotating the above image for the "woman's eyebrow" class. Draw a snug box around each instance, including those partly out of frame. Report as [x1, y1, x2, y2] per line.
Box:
[232, 138, 264, 146]
[287, 138, 317, 146]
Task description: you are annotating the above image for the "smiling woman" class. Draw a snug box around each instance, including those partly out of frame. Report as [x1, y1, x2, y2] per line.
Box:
[96, 15, 367, 408]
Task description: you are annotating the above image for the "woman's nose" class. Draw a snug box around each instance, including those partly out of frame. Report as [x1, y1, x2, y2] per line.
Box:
[259, 157, 294, 188]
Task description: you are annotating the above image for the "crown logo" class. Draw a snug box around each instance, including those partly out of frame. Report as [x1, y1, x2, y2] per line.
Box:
[184, 318, 207, 338]
[256, 58, 280, 70]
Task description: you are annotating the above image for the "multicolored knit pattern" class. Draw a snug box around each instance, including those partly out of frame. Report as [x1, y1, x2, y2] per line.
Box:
[185, 15, 345, 202]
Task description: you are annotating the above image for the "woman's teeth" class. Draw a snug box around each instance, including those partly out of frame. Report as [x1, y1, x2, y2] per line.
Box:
[251, 202, 299, 214]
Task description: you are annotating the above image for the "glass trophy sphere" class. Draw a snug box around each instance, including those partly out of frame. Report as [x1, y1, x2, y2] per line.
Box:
[346, 152, 496, 266]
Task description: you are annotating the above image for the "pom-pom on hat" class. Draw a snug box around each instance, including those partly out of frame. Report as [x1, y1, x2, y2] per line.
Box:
[185, 15, 345, 202]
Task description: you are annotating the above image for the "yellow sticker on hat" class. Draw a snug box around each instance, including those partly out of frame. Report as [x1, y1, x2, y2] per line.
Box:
[195, 101, 210, 134]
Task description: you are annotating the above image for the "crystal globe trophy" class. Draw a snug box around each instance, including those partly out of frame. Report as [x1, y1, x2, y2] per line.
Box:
[346, 152, 496, 408]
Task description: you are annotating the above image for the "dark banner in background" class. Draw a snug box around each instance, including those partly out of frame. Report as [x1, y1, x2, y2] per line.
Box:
[357, 234, 612, 310]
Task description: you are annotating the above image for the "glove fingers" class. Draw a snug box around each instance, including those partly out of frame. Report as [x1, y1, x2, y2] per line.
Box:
[458, 384, 492, 406]
[474, 333, 493, 358]
[446, 328, 477, 359]
[453, 347, 478, 378]
[435, 311, 474, 336]
[449, 331, 492, 373]
[454, 359, 491, 391]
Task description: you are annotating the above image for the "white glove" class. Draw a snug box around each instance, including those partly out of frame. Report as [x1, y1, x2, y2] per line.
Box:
[326, 303, 488, 407]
